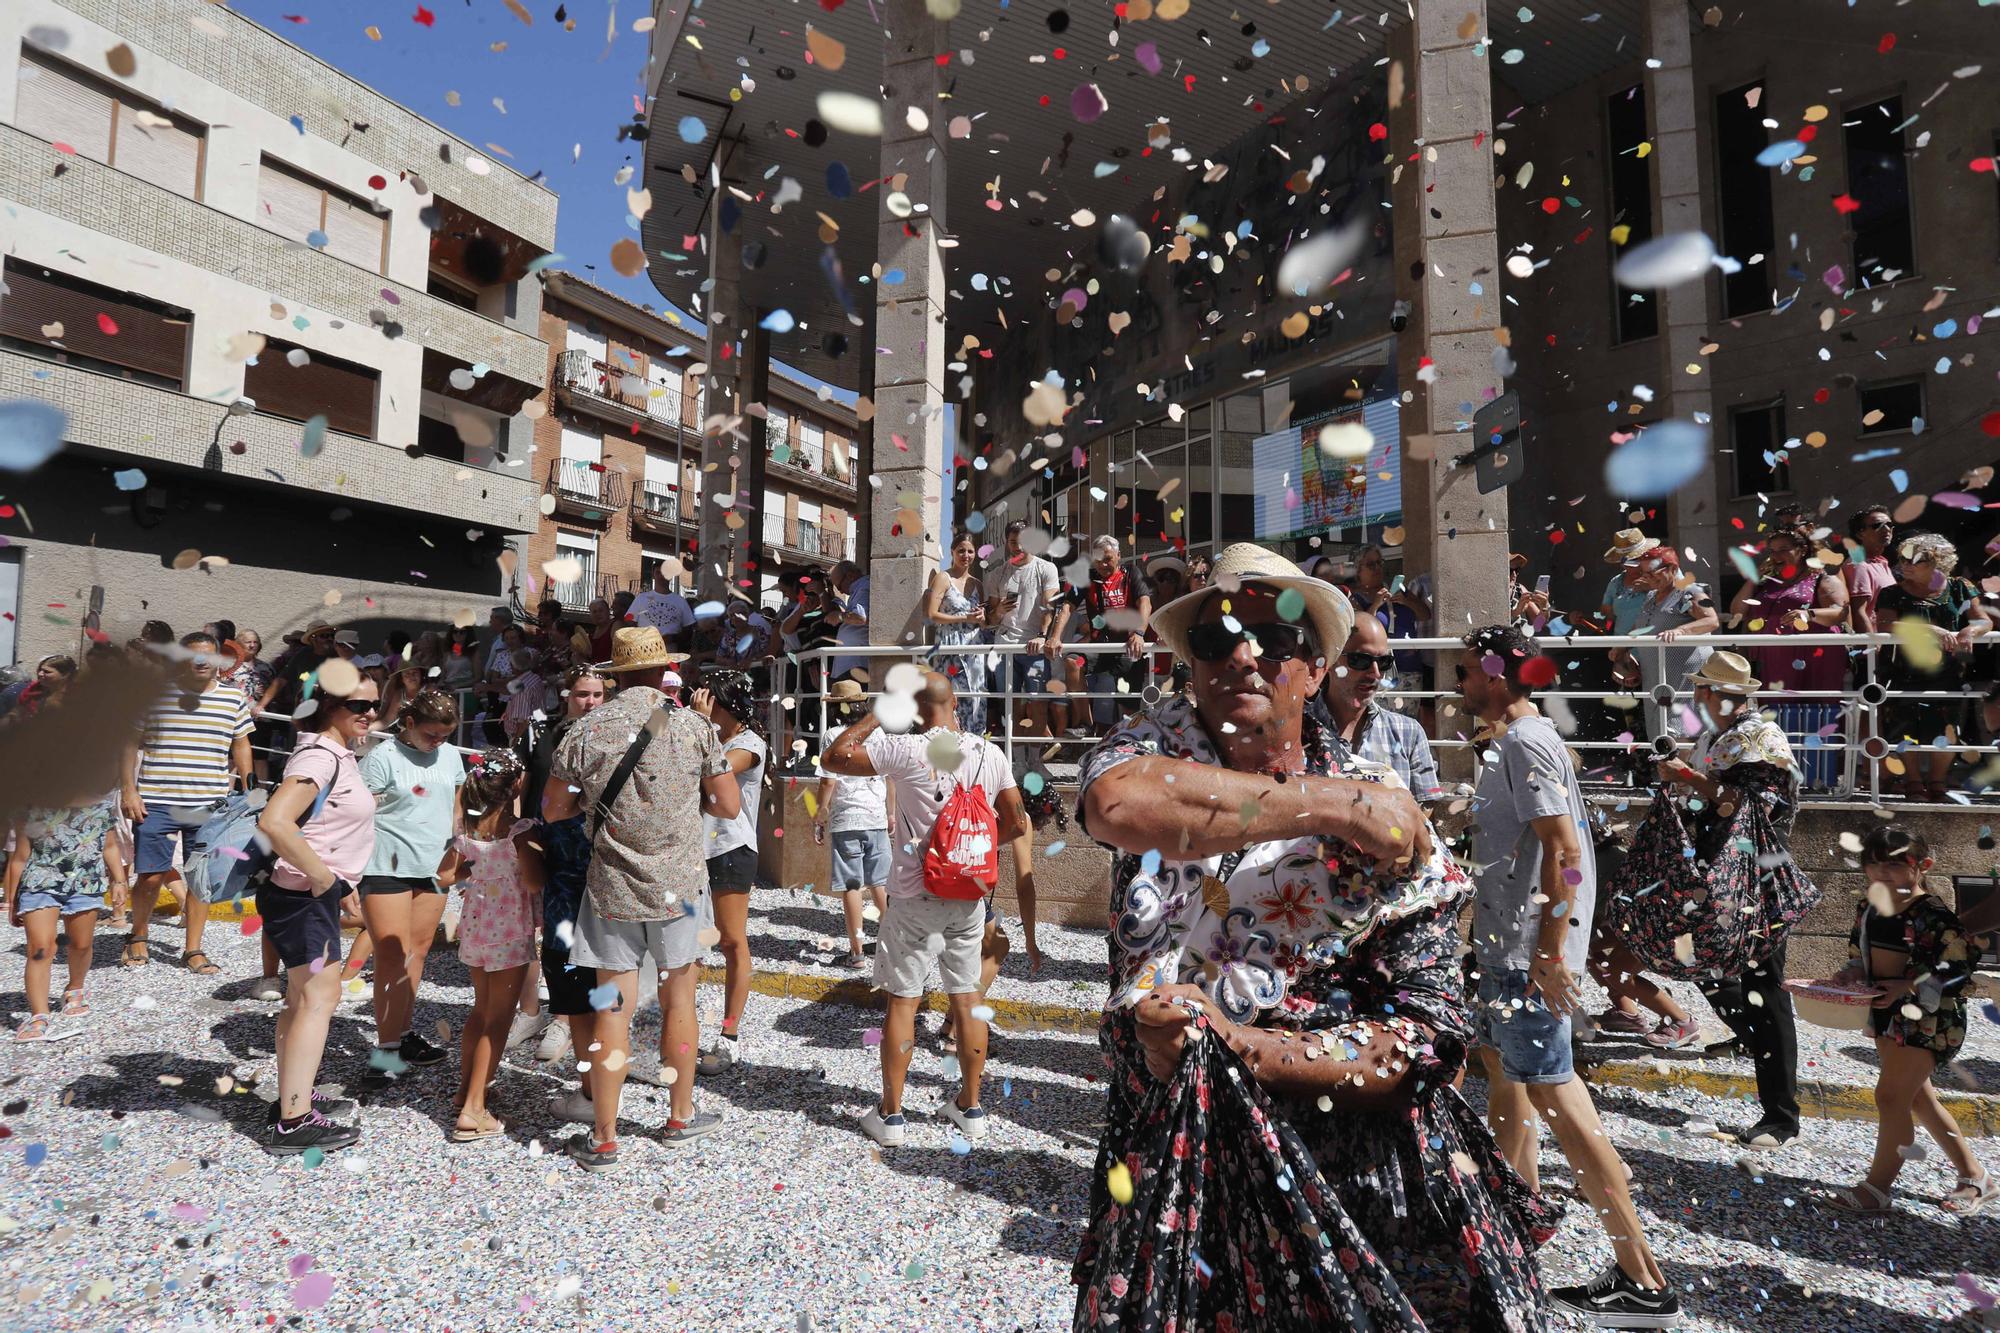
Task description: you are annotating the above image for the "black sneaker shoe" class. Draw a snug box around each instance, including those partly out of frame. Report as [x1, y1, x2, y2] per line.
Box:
[1730, 1120, 1798, 1150]
[265, 1090, 357, 1124]
[399, 1031, 448, 1067]
[1551, 1263, 1682, 1329]
[264, 1110, 361, 1157]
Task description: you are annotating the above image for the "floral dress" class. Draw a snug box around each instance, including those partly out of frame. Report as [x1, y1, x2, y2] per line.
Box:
[930, 575, 989, 733]
[456, 819, 539, 971]
[1849, 894, 1980, 1068]
[1071, 696, 1558, 1332]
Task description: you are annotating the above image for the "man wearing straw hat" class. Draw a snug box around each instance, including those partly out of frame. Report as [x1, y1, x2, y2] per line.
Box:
[542, 626, 742, 1170]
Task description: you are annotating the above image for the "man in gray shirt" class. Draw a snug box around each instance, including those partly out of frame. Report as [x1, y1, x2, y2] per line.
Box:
[1460, 624, 1678, 1329]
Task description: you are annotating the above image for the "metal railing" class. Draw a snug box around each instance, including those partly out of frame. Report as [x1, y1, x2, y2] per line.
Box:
[765, 632, 1994, 805]
[555, 348, 687, 431]
[632, 481, 687, 530]
[544, 457, 626, 516]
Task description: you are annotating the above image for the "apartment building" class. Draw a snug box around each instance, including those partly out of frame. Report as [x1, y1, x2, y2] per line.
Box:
[525, 270, 860, 613]
[0, 0, 554, 664]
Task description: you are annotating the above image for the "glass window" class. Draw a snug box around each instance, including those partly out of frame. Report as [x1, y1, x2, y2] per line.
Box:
[1714, 82, 1775, 316]
[15, 50, 203, 198]
[1859, 378, 1924, 435]
[0, 258, 190, 388]
[256, 158, 388, 275]
[243, 338, 378, 438]
[1844, 97, 1915, 281]
[1607, 83, 1659, 343]
[1728, 401, 1792, 497]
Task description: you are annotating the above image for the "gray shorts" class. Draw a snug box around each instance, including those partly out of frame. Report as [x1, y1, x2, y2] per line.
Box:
[874, 893, 986, 998]
[571, 893, 705, 974]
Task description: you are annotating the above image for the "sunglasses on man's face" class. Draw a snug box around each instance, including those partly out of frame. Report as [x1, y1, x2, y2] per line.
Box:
[1343, 651, 1396, 673]
[1186, 620, 1313, 664]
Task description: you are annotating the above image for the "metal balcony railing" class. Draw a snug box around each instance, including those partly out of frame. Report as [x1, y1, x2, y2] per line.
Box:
[556, 348, 687, 432]
[544, 457, 626, 518]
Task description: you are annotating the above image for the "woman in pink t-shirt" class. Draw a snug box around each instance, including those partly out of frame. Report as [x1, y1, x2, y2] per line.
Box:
[257, 674, 380, 1158]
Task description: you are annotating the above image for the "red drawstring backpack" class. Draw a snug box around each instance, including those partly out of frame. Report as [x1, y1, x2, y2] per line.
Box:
[922, 778, 999, 900]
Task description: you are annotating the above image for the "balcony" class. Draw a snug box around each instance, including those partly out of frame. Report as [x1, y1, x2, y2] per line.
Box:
[630, 480, 696, 538]
[764, 422, 858, 499]
[555, 348, 691, 439]
[544, 457, 626, 525]
[551, 565, 625, 613]
[776, 521, 846, 564]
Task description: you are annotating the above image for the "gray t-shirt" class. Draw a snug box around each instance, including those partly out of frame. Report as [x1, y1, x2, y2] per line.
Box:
[986, 556, 1059, 644]
[1470, 713, 1595, 974]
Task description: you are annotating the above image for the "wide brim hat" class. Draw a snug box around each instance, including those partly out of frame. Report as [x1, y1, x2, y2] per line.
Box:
[827, 678, 868, 701]
[1150, 541, 1355, 666]
[1604, 528, 1661, 563]
[1143, 553, 1190, 578]
[302, 618, 337, 636]
[606, 625, 688, 672]
[1688, 650, 1760, 694]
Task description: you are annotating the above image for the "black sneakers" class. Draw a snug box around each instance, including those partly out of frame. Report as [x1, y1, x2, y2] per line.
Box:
[264, 1110, 361, 1156]
[1551, 1264, 1682, 1328]
[265, 1090, 357, 1125]
[399, 1031, 449, 1066]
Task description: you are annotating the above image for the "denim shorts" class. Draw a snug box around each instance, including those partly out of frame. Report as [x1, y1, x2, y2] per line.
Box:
[1010, 652, 1051, 694]
[830, 828, 888, 890]
[1474, 966, 1574, 1084]
[14, 885, 105, 917]
[707, 844, 757, 895]
[134, 801, 222, 879]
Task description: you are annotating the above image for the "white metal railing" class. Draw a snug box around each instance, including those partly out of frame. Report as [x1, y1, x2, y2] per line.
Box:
[554, 456, 603, 500]
[767, 632, 1993, 805]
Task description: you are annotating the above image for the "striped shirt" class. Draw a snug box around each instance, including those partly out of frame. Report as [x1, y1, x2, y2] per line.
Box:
[137, 682, 253, 804]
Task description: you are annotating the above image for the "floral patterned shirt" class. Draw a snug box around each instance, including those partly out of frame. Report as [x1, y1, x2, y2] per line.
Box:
[17, 793, 118, 896]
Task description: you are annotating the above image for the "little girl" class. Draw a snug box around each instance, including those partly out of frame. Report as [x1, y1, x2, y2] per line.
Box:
[450, 749, 544, 1141]
[1826, 827, 1996, 1216]
[4, 791, 126, 1041]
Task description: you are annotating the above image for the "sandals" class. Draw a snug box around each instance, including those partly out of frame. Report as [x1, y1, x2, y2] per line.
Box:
[450, 1113, 506, 1143]
[61, 989, 88, 1016]
[1943, 1172, 1999, 1216]
[13, 1015, 52, 1043]
[120, 939, 151, 968]
[1824, 1181, 1894, 1216]
[183, 951, 220, 976]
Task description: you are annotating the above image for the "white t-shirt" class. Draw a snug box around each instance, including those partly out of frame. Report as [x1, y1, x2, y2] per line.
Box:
[863, 726, 1016, 899]
[703, 729, 768, 857]
[986, 556, 1059, 644]
[831, 576, 870, 677]
[825, 724, 888, 832]
[628, 590, 695, 642]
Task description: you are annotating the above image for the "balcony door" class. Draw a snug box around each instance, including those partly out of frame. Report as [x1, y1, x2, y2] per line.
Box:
[558, 424, 603, 499]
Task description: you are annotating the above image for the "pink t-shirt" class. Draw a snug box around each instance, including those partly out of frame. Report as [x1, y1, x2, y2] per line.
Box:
[270, 733, 378, 893]
[1845, 555, 1894, 619]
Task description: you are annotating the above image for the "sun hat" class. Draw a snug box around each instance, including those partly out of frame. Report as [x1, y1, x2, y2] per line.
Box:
[1604, 528, 1661, 563]
[1687, 651, 1760, 695]
[606, 625, 687, 672]
[1149, 541, 1354, 666]
[1144, 553, 1190, 578]
[827, 678, 868, 702]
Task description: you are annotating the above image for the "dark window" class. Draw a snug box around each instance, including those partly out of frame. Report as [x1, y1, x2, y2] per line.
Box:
[0, 258, 189, 387]
[1713, 81, 1775, 316]
[1729, 401, 1792, 497]
[415, 414, 465, 463]
[427, 273, 479, 310]
[1220, 491, 1254, 543]
[1859, 378, 1924, 435]
[243, 338, 379, 438]
[1844, 96, 1915, 281]
[1607, 84, 1659, 343]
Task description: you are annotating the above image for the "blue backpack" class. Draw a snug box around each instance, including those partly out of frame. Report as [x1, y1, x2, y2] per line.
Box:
[184, 783, 329, 905]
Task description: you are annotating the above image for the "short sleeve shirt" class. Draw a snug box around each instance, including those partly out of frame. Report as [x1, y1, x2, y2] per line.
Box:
[1602, 572, 1651, 636]
[359, 738, 467, 878]
[550, 686, 727, 922]
[826, 724, 889, 832]
[1469, 713, 1596, 974]
[862, 727, 1017, 899]
[703, 730, 768, 856]
[137, 682, 254, 804]
[628, 590, 696, 642]
[17, 794, 119, 897]
[1065, 564, 1152, 640]
[987, 557, 1059, 644]
[269, 733, 378, 893]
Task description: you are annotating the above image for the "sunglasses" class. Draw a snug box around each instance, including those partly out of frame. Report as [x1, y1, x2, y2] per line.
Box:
[1343, 651, 1396, 673]
[337, 698, 381, 714]
[1186, 620, 1314, 664]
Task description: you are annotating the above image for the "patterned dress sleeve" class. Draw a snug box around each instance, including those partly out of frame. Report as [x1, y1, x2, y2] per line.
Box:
[1908, 896, 1978, 1000]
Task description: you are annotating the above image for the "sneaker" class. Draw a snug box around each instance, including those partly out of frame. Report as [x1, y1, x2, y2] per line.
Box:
[398, 1031, 448, 1067]
[835, 952, 868, 971]
[505, 1010, 552, 1051]
[563, 1132, 621, 1173]
[1550, 1262, 1683, 1329]
[860, 1106, 907, 1147]
[1642, 1016, 1702, 1050]
[695, 1036, 740, 1077]
[941, 1099, 989, 1144]
[266, 1090, 358, 1124]
[550, 1088, 597, 1125]
[1593, 1009, 1654, 1037]
[264, 1110, 362, 1157]
[659, 1111, 724, 1146]
[534, 1018, 572, 1063]
[1730, 1121, 1798, 1150]
[248, 976, 285, 1002]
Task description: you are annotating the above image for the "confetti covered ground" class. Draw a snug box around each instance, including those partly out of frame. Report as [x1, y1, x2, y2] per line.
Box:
[0, 893, 1994, 1331]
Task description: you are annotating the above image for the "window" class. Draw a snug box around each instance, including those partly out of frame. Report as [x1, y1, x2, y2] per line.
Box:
[1714, 82, 1775, 316]
[14, 49, 204, 198]
[256, 158, 389, 274]
[557, 424, 603, 498]
[427, 273, 478, 310]
[1728, 401, 1792, 497]
[762, 488, 786, 548]
[243, 338, 379, 437]
[798, 420, 825, 471]
[1606, 84, 1658, 343]
[766, 408, 791, 456]
[1859, 378, 1924, 436]
[415, 413, 464, 463]
[0, 259, 190, 387]
[552, 532, 599, 609]
[1844, 97, 1915, 281]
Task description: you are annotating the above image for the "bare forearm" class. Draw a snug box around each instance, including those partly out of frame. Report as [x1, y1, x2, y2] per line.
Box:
[824, 713, 880, 775]
[1085, 759, 1406, 859]
[1220, 1014, 1435, 1106]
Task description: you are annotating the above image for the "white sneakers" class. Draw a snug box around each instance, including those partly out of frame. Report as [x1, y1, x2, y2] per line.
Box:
[505, 1010, 552, 1051]
[940, 1099, 988, 1144]
[551, 1088, 596, 1125]
[534, 1017, 571, 1063]
[859, 1106, 907, 1147]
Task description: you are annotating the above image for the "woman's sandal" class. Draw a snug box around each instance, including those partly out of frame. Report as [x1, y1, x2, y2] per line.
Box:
[1824, 1181, 1895, 1216]
[119, 940, 150, 968]
[13, 1014, 52, 1043]
[183, 951, 220, 976]
[61, 989, 88, 1016]
[450, 1113, 506, 1143]
[1942, 1172, 1999, 1216]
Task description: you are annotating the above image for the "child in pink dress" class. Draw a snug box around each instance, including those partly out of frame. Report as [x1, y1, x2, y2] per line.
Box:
[451, 749, 543, 1142]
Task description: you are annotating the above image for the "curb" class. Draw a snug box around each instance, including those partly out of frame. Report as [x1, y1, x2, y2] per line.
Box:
[715, 964, 2000, 1138]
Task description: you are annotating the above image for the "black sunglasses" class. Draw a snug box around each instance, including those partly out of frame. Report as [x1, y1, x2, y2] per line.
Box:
[1344, 651, 1396, 673]
[1186, 620, 1314, 664]
[337, 698, 381, 714]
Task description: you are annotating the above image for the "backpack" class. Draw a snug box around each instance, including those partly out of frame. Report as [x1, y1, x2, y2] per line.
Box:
[922, 777, 1000, 901]
[185, 781, 331, 905]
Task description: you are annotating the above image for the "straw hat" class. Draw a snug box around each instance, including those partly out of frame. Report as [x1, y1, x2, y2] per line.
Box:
[1150, 541, 1354, 666]
[302, 618, 337, 637]
[1603, 528, 1661, 563]
[827, 678, 868, 702]
[606, 625, 686, 672]
[1688, 650, 1760, 695]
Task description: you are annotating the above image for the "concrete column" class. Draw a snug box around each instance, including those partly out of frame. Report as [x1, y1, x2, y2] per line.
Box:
[854, 353, 875, 569]
[699, 198, 746, 604]
[740, 322, 773, 597]
[869, 0, 951, 653]
[1645, 0, 1719, 574]
[1391, 2, 1509, 647]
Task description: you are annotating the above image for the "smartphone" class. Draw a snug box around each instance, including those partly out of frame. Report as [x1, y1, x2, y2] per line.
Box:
[1535, 575, 1550, 596]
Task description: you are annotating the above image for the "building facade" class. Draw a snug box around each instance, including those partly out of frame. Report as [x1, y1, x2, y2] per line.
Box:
[0, 0, 554, 664]
[524, 271, 860, 613]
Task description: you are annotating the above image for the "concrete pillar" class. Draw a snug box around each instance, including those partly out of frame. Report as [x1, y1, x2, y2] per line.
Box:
[1391, 2, 1509, 647]
[869, 0, 951, 653]
[699, 198, 746, 604]
[854, 353, 875, 569]
[1645, 0, 1719, 575]
[740, 322, 773, 598]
